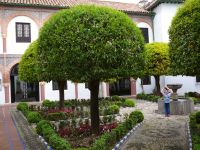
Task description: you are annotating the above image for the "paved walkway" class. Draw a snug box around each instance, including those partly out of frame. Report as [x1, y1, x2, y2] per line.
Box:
[0, 102, 42, 150]
[118, 99, 200, 150]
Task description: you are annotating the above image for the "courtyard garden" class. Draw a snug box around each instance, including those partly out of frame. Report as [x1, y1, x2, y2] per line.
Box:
[16, 96, 144, 150]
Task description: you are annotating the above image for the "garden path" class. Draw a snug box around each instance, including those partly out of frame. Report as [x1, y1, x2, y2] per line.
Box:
[118, 99, 199, 150]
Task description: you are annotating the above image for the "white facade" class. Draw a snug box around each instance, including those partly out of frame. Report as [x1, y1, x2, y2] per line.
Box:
[7, 16, 38, 54]
[0, 71, 5, 104]
[136, 76, 156, 94]
[0, 26, 3, 53]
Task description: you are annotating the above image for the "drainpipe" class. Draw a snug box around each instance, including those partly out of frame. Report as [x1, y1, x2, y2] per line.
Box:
[152, 14, 155, 42]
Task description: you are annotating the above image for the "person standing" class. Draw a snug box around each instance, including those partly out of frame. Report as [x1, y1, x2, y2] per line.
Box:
[161, 86, 173, 117]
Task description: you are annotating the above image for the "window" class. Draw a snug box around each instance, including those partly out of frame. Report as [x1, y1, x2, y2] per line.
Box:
[196, 76, 200, 82]
[16, 22, 31, 42]
[85, 83, 89, 89]
[140, 28, 149, 43]
[141, 76, 151, 85]
[52, 81, 67, 90]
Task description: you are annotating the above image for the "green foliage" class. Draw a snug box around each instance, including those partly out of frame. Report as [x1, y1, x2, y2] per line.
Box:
[144, 42, 170, 76]
[189, 97, 197, 104]
[153, 96, 160, 102]
[121, 97, 127, 102]
[92, 138, 106, 150]
[18, 40, 39, 82]
[168, 0, 200, 76]
[49, 134, 71, 150]
[185, 92, 189, 98]
[108, 105, 119, 115]
[42, 99, 51, 107]
[125, 99, 135, 107]
[112, 95, 119, 101]
[115, 101, 122, 107]
[45, 113, 59, 121]
[17, 102, 28, 111]
[136, 93, 142, 99]
[188, 92, 195, 97]
[189, 114, 196, 123]
[21, 106, 30, 117]
[27, 112, 42, 123]
[42, 128, 56, 142]
[125, 118, 134, 130]
[36, 4, 145, 83]
[195, 111, 200, 123]
[129, 110, 144, 123]
[36, 120, 52, 135]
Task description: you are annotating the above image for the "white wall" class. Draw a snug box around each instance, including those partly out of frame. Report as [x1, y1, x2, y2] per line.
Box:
[0, 71, 5, 104]
[137, 22, 153, 43]
[7, 16, 38, 54]
[0, 25, 3, 53]
[153, 3, 183, 43]
[78, 83, 90, 99]
[45, 81, 76, 101]
[165, 76, 200, 96]
[136, 76, 156, 94]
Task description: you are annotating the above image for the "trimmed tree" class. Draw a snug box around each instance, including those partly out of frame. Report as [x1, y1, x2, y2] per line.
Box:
[19, 40, 39, 83]
[168, 0, 200, 76]
[144, 42, 170, 96]
[36, 5, 145, 135]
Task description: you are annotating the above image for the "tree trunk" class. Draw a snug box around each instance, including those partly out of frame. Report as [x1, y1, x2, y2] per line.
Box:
[57, 81, 65, 109]
[154, 75, 160, 96]
[89, 78, 100, 135]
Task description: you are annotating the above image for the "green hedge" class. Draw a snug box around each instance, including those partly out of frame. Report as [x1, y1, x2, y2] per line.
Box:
[27, 112, 42, 123]
[129, 110, 144, 123]
[189, 97, 197, 104]
[196, 111, 200, 123]
[108, 105, 120, 115]
[36, 120, 52, 135]
[112, 95, 120, 101]
[17, 102, 28, 111]
[125, 99, 135, 107]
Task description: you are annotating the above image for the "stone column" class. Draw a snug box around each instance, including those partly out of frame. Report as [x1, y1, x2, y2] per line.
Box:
[40, 81, 45, 101]
[101, 82, 105, 98]
[106, 83, 109, 97]
[3, 83, 10, 103]
[2, 34, 7, 53]
[75, 84, 78, 99]
[130, 77, 137, 96]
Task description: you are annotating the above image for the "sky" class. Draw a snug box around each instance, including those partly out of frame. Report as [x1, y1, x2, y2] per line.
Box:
[100, 0, 152, 4]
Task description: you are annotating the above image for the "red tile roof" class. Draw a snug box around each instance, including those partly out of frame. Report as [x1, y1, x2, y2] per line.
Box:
[0, 0, 151, 14]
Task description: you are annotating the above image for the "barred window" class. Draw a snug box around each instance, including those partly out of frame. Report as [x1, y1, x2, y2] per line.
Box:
[16, 23, 31, 42]
[85, 83, 89, 89]
[141, 76, 151, 85]
[196, 76, 200, 82]
[52, 81, 67, 90]
[140, 28, 149, 43]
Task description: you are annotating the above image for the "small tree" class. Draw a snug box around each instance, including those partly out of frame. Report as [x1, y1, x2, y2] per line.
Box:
[19, 40, 38, 83]
[144, 42, 170, 96]
[36, 5, 145, 135]
[168, 0, 200, 76]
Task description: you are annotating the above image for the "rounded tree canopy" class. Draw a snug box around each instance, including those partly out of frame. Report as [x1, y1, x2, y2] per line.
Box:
[36, 5, 145, 82]
[144, 42, 169, 76]
[168, 0, 200, 76]
[19, 40, 38, 83]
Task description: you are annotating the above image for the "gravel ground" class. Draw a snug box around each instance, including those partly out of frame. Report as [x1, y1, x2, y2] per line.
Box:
[9, 107, 47, 150]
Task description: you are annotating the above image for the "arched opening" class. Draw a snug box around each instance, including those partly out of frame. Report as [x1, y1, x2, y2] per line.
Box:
[10, 64, 39, 103]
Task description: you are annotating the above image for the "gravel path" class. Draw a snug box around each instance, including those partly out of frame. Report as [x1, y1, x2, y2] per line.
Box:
[9, 107, 47, 150]
[118, 99, 191, 150]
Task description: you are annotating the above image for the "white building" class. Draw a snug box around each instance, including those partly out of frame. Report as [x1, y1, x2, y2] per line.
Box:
[0, 0, 194, 104]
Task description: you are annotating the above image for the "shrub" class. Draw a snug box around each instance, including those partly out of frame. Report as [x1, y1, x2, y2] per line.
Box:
[43, 128, 56, 142]
[42, 99, 51, 107]
[27, 112, 42, 123]
[153, 96, 160, 102]
[195, 111, 200, 123]
[17, 102, 28, 111]
[21, 106, 30, 117]
[121, 97, 127, 102]
[125, 99, 135, 107]
[188, 92, 195, 97]
[36, 120, 52, 135]
[108, 105, 119, 115]
[185, 93, 189, 98]
[92, 138, 106, 150]
[189, 97, 197, 104]
[129, 110, 144, 123]
[101, 132, 112, 149]
[189, 114, 196, 123]
[112, 95, 119, 101]
[115, 101, 122, 107]
[49, 134, 70, 150]
[124, 118, 134, 130]
[105, 97, 111, 101]
[136, 94, 142, 99]
[45, 113, 59, 121]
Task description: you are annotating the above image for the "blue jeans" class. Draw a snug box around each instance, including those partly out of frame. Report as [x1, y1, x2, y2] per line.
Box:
[164, 103, 170, 115]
